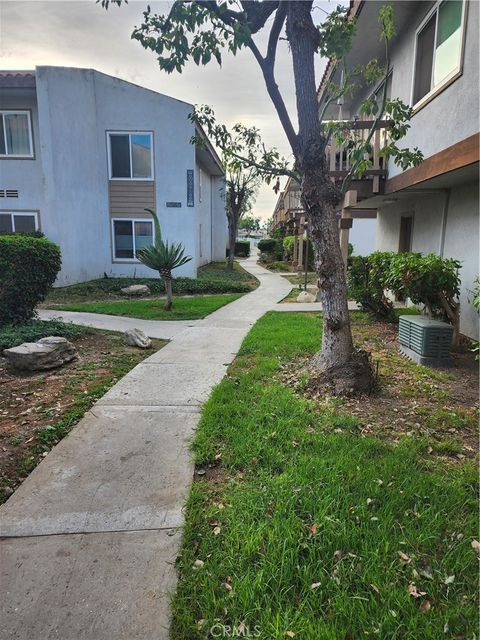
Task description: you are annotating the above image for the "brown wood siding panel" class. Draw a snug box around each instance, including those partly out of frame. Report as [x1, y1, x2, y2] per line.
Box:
[385, 134, 480, 194]
[109, 181, 155, 216]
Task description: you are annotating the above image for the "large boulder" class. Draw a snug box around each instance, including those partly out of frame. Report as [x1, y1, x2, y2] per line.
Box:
[3, 336, 78, 371]
[296, 291, 316, 303]
[120, 284, 150, 296]
[124, 328, 152, 349]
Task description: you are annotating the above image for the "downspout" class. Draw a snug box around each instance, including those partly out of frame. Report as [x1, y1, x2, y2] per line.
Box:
[438, 188, 450, 257]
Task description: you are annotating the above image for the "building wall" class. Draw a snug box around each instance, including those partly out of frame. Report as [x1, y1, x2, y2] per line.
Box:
[376, 181, 479, 339]
[0, 92, 45, 227]
[386, 0, 478, 177]
[350, 218, 376, 256]
[2, 66, 226, 286]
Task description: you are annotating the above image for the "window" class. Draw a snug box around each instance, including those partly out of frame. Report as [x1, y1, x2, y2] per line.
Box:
[0, 211, 38, 233]
[112, 218, 153, 260]
[412, 0, 465, 107]
[0, 111, 34, 158]
[108, 132, 153, 179]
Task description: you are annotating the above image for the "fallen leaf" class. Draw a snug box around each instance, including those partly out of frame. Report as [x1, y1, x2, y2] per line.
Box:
[370, 584, 380, 594]
[193, 559, 204, 568]
[224, 582, 232, 592]
[213, 526, 221, 536]
[286, 632, 295, 638]
[310, 523, 318, 535]
[310, 582, 321, 590]
[420, 600, 431, 614]
[408, 583, 426, 598]
[366, 498, 373, 505]
[471, 539, 480, 553]
[333, 549, 343, 563]
[197, 619, 205, 628]
[398, 551, 412, 564]
[443, 575, 455, 585]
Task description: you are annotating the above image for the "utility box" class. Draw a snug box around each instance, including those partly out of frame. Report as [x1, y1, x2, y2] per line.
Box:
[399, 315, 454, 368]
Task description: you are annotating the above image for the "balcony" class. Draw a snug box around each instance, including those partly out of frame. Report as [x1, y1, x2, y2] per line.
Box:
[272, 119, 391, 232]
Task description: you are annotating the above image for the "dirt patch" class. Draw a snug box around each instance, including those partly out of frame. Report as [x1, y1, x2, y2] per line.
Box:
[282, 317, 479, 463]
[0, 331, 166, 502]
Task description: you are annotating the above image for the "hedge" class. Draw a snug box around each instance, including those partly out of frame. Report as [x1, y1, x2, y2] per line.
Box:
[233, 240, 251, 257]
[0, 234, 61, 324]
[257, 238, 277, 254]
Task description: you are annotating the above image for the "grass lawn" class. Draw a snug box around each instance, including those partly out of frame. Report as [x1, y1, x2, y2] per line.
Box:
[171, 312, 478, 639]
[44, 261, 258, 304]
[0, 321, 166, 503]
[281, 272, 318, 285]
[49, 293, 243, 320]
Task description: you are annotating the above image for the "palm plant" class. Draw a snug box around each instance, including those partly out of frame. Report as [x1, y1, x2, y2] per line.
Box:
[136, 209, 192, 311]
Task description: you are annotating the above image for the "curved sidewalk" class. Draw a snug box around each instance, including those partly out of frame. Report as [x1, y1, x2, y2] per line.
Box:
[0, 256, 291, 640]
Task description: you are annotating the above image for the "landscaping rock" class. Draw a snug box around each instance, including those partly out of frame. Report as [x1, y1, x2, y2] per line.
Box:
[296, 291, 316, 303]
[3, 336, 78, 371]
[124, 328, 152, 349]
[120, 284, 150, 296]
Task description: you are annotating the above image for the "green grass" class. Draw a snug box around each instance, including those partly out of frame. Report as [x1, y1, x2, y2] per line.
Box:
[50, 294, 243, 320]
[171, 312, 478, 640]
[281, 272, 318, 285]
[44, 262, 257, 304]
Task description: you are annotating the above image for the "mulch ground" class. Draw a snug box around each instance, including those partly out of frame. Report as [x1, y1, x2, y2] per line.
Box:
[0, 331, 165, 501]
[282, 317, 478, 463]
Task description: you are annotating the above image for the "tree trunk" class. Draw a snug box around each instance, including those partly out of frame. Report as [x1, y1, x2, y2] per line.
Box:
[286, 2, 374, 394]
[227, 215, 238, 272]
[161, 270, 173, 311]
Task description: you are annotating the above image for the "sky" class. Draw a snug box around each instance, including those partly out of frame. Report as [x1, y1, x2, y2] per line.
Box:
[0, 0, 342, 221]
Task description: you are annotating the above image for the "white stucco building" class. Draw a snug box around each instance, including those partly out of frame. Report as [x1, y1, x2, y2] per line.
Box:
[0, 66, 227, 285]
[318, 0, 479, 339]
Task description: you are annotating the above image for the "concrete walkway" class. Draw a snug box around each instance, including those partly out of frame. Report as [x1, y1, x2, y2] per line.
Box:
[0, 256, 291, 640]
[38, 308, 198, 340]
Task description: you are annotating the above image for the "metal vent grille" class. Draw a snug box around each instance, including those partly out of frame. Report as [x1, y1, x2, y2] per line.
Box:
[399, 315, 453, 360]
[0, 189, 19, 198]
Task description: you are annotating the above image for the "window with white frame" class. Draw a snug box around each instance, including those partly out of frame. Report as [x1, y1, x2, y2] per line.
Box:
[0, 211, 38, 233]
[107, 132, 153, 179]
[112, 218, 153, 260]
[0, 111, 34, 158]
[412, 0, 466, 107]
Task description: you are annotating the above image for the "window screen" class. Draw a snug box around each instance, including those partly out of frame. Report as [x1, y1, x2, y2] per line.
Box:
[413, 14, 436, 104]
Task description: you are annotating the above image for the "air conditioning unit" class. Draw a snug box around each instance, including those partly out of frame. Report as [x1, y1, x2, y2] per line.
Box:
[399, 315, 454, 367]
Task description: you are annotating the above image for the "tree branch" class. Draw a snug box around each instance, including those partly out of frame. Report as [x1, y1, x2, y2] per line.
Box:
[266, 2, 287, 65]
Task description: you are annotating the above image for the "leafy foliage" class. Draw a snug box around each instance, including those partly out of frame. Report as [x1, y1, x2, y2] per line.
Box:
[0, 319, 88, 351]
[136, 209, 192, 310]
[239, 215, 261, 234]
[257, 239, 277, 254]
[136, 209, 191, 275]
[232, 240, 250, 258]
[348, 252, 395, 320]
[385, 253, 461, 318]
[0, 234, 61, 325]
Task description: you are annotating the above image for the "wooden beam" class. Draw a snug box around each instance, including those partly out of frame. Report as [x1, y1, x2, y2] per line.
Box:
[385, 133, 479, 194]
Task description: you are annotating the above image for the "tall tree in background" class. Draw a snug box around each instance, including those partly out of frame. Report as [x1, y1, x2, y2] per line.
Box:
[225, 166, 259, 270]
[240, 215, 261, 236]
[102, 0, 422, 394]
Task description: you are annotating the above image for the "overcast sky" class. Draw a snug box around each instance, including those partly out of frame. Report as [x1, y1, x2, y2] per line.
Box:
[1, 0, 342, 220]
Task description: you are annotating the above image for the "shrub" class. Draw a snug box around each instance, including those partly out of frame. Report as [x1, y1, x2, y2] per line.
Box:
[0, 235, 61, 325]
[234, 240, 251, 257]
[385, 252, 461, 343]
[348, 252, 396, 320]
[283, 235, 295, 261]
[0, 319, 89, 351]
[257, 238, 277, 254]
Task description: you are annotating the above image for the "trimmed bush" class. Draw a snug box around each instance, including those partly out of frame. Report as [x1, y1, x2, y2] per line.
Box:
[233, 240, 251, 257]
[0, 235, 61, 324]
[267, 261, 291, 272]
[257, 238, 277, 254]
[283, 235, 295, 261]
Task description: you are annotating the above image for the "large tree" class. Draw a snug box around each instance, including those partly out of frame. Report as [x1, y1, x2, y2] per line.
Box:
[102, 0, 422, 394]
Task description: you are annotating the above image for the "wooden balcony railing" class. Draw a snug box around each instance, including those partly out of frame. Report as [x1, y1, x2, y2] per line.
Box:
[271, 120, 391, 230]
